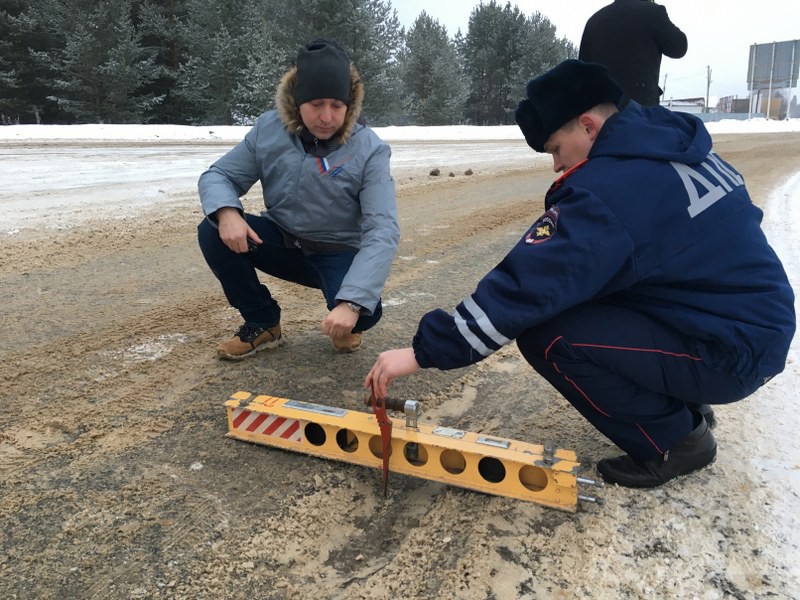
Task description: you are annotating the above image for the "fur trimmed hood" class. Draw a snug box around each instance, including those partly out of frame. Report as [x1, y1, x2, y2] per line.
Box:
[275, 64, 365, 144]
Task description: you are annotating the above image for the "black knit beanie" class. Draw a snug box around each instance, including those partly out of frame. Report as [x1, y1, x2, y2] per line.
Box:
[515, 60, 623, 152]
[294, 39, 351, 105]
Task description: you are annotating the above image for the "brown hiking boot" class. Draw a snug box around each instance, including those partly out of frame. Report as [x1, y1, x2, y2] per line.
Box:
[217, 323, 282, 360]
[332, 331, 362, 353]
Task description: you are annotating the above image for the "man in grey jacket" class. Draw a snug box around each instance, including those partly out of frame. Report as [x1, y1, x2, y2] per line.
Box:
[198, 39, 399, 360]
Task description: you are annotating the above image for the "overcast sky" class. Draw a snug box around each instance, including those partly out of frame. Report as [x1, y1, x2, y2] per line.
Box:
[393, 0, 800, 101]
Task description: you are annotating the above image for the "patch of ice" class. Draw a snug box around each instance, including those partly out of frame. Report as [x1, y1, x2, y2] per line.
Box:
[100, 333, 190, 363]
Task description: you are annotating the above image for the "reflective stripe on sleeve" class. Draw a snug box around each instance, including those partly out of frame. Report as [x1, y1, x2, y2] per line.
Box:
[463, 296, 512, 346]
[452, 296, 512, 357]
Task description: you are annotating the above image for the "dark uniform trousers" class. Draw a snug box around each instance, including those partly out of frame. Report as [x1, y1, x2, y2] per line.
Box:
[517, 302, 753, 460]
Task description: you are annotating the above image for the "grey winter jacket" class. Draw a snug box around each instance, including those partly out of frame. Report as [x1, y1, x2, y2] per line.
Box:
[198, 65, 399, 314]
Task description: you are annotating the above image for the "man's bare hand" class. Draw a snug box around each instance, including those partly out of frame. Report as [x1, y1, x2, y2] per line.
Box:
[216, 208, 262, 253]
[321, 303, 359, 339]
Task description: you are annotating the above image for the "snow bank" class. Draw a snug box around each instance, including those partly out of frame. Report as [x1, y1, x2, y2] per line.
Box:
[1, 118, 799, 144]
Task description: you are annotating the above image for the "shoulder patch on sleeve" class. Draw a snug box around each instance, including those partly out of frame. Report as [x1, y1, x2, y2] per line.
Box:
[525, 206, 560, 245]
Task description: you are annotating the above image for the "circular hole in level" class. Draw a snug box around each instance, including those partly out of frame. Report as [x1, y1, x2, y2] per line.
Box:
[336, 429, 359, 453]
[440, 449, 466, 474]
[304, 422, 326, 446]
[519, 465, 548, 491]
[478, 457, 506, 483]
[403, 442, 428, 466]
[368, 435, 393, 459]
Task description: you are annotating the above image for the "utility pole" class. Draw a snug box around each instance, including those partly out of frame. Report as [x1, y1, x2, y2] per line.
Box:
[705, 66, 712, 113]
[662, 73, 668, 101]
[748, 43, 757, 119]
[787, 41, 796, 120]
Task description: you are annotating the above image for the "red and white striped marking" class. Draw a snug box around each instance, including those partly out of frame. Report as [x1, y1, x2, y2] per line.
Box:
[231, 408, 303, 442]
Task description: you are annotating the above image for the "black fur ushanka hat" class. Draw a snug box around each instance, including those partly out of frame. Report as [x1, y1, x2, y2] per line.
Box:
[515, 59, 623, 152]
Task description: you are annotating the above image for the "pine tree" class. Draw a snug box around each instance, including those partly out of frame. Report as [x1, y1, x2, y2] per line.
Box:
[0, 0, 578, 125]
[135, 0, 191, 124]
[176, 0, 285, 125]
[0, 0, 68, 123]
[462, 2, 576, 125]
[232, 17, 290, 124]
[272, 0, 404, 124]
[512, 12, 576, 97]
[401, 12, 466, 125]
[27, 0, 162, 123]
[0, 0, 28, 123]
[462, 1, 529, 125]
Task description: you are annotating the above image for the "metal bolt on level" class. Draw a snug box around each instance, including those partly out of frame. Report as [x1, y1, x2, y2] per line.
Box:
[364, 396, 421, 429]
[578, 494, 605, 506]
[577, 476, 605, 488]
[543, 440, 555, 465]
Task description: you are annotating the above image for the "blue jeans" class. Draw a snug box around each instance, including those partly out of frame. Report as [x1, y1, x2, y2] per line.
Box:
[197, 215, 382, 332]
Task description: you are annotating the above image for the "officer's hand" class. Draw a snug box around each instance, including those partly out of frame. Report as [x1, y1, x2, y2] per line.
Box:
[364, 348, 420, 399]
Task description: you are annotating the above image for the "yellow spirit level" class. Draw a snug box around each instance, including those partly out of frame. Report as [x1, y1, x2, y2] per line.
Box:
[225, 391, 603, 512]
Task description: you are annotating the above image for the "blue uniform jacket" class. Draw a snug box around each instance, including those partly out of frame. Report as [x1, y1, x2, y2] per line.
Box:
[413, 103, 796, 383]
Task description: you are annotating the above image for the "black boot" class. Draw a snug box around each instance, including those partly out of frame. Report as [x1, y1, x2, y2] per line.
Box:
[687, 402, 717, 429]
[597, 418, 717, 488]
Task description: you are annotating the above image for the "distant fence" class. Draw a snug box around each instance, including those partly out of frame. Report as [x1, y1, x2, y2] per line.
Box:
[693, 112, 766, 123]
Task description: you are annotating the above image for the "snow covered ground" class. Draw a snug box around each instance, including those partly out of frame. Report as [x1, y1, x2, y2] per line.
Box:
[756, 170, 800, 569]
[2, 117, 799, 143]
[2, 118, 799, 235]
[0, 126, 542, 234]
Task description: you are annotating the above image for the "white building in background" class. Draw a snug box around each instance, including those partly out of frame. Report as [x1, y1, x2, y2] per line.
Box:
[660, 97, 712, 114]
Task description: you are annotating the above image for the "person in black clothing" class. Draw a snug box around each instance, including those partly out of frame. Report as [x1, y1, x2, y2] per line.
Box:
[579, 0, 687, 106]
